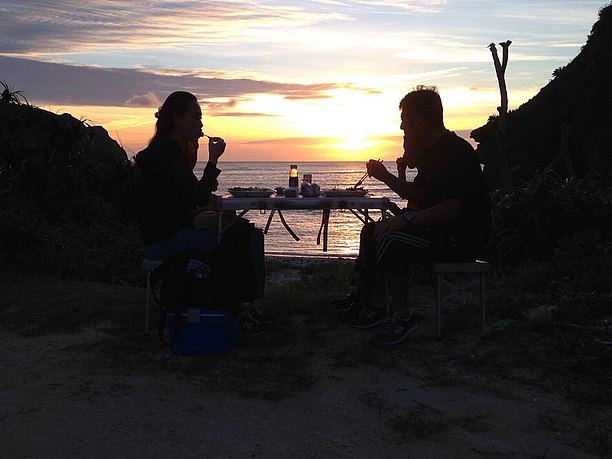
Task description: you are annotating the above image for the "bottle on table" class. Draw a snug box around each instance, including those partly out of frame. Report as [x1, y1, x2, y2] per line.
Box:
[289, 164, 299, 188]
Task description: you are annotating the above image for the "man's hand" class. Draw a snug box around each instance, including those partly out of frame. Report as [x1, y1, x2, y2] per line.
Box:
[366, 159, 388, 181]
[396, 156, 408, 180]
[372, 215, 407, 240]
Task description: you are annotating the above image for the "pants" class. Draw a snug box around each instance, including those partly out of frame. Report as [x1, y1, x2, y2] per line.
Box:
[356, 222, 472, 310]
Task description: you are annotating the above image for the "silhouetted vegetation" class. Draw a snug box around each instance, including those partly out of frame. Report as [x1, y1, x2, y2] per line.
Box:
[473, 3, 612, 185]
[476, 3, 612, 268]
[1, 81, 28, 105]
[489, 170, 612, 266]
[0, 83, 141, 283]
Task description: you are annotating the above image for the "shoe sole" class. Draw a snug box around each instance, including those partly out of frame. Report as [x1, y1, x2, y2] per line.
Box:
[382, 322, 418, 345]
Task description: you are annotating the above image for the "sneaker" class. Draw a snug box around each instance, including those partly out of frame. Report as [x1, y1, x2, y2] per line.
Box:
[372, 312, 418, 346]
[250, 307, 276, 324]
[239, 311, 270, 336]
[349, 307, 388, 329]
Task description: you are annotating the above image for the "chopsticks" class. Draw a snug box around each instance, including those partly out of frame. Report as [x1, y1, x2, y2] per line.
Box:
[353, 171, 370, 189]
[353, 159, 383, 188]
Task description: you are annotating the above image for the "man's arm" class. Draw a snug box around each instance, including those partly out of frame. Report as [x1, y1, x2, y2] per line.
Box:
[367, 160, 427, 202]
[373, 199, 461, 240]
[412, 199, 461, 226]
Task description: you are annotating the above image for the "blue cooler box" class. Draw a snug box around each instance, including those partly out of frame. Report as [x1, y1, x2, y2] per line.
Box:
[166, 308, 239, 355]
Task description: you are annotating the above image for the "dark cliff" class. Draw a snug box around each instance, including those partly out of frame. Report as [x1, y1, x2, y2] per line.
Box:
[472, 4, 612, 188]
[0, 101, 134, 222]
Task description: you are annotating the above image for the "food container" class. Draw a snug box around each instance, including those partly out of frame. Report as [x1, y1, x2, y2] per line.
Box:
[283, 187, 298, 197]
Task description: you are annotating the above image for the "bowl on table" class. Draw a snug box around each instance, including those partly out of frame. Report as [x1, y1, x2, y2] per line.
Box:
[322, 187, 369, 197]
[227, 187, 275, 198]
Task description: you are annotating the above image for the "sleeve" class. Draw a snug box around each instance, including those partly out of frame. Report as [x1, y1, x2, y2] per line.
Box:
[174, 162, 221, 209]
[200, 162, 221, 195]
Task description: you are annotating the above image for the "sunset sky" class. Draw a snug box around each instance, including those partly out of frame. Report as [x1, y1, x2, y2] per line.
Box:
[0, 1, 605, 162]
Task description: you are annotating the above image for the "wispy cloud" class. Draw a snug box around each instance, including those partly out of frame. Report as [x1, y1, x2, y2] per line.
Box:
[0, 1, 349, 55]
[1, 0, 597, 85]
[353, 0, 446, 13]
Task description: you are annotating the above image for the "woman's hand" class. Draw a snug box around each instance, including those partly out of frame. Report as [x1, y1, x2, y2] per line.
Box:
[208, 137, 226, 165]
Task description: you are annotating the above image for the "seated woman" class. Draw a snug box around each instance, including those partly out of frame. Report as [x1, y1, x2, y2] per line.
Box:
[134, 91, 272, 333]
[134, 91, 225, 260]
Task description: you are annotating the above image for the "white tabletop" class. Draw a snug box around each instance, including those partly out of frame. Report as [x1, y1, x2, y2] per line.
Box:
[216, 195, 390, 211]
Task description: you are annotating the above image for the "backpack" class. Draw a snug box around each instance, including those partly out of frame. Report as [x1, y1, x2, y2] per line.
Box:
[151, 219, 264, 344]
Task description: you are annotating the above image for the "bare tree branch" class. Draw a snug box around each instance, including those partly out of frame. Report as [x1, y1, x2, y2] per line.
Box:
[489, 41, 512, 188]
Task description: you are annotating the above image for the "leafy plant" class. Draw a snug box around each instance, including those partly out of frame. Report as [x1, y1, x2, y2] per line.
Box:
[490, 170, 612, 266]
[0, 80, 28, 105]
[0, 92, 140, 283]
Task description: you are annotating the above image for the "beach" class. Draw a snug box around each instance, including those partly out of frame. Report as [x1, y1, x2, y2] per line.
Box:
[1, 258, 610, 458]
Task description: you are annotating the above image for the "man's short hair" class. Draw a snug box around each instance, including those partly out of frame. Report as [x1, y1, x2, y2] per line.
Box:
[399, 85, 444, 129]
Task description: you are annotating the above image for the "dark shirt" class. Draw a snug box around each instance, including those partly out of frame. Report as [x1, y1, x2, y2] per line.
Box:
[133, 137, 221, 246]
[414, 131, 491, 257]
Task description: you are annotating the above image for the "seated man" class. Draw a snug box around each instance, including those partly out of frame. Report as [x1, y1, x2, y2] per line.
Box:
[337, 85, 491, 345]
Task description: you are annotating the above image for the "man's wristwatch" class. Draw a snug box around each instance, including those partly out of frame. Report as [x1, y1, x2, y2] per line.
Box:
[402, 210, 415, 224]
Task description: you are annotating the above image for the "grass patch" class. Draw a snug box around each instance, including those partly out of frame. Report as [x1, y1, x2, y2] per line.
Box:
[0, 271, 143, 335]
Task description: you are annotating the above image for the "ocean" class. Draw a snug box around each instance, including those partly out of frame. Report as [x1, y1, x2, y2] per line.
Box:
[194, 161, 416, 258]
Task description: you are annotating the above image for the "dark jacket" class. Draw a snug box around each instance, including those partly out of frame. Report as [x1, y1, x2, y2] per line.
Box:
[133, 137, 221, 246]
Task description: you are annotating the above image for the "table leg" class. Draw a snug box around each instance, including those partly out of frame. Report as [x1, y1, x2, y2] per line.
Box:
[264, 209, 276, 234]
[349, 208, 367, 224]
[322, 209, 330, 252]
[277, 210, 300, 241]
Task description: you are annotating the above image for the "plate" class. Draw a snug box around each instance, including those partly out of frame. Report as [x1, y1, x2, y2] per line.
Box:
[228, 187, 275, 198]
[322, 189, 369, 197]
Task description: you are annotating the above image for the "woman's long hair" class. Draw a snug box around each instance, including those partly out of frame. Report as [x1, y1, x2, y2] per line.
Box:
[149, 91, 197, 146]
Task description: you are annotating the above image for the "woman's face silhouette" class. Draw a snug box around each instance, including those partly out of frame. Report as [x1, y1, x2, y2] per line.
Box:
[173, 100, 203, 143]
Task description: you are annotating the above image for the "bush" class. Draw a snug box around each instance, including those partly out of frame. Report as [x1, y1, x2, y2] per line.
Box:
[489, 170, 612, 266]
[0, 201, 144, 284]
[0, 101, 142, 283]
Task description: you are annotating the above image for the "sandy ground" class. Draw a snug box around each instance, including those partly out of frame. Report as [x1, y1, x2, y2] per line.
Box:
[1, 275, 610, 458]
